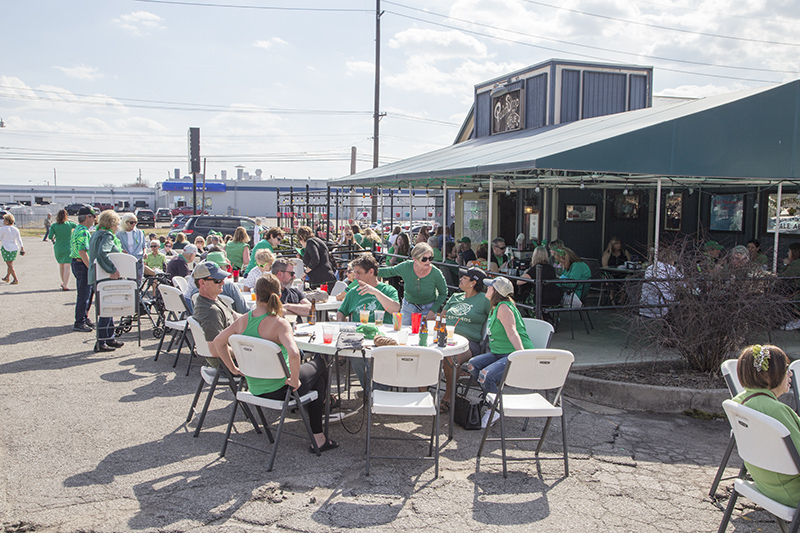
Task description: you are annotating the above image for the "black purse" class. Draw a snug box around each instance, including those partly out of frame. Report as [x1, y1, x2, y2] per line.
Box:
[453, 394, 483, 430]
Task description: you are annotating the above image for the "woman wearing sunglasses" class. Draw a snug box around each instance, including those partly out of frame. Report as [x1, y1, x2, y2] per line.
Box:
[116, 213, 146, 281]
[378, 242, 448, 325]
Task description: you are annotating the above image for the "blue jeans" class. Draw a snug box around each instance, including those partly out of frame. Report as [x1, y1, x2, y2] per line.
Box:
[98, 317, 115, 342]
[400, 298, 435, 326]
[468, 351, 512, 395]
[71, 259, 93, 326]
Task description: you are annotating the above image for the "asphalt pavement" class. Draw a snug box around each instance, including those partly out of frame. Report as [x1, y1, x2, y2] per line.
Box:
[0, 237, 783, 532]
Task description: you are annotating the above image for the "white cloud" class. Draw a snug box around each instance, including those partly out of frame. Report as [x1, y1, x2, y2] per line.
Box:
[346, 61, 374, 75]
[53, 64, 104, 81]
[389, 28, 488, 59]
[113, 11, 165, 36]
[254, 37, 288, 50]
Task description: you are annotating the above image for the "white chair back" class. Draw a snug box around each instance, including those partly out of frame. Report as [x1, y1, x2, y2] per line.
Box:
[159, 284, 189, 316]
[228, 335, 287, 380]
[330, 280, 348, 297]
[96, 252, 138, 281]
[218, 294, 235, 309]
[294, 260, 305, 280]
[522, 318, 555, 349]
[370, 346, 443, 389]
[187, 316, 213, 358]
[172, 275, 189, 292]
[505, 349, 574, 390]
[720, 359, 743, 397]
[722, 400, 800, 476]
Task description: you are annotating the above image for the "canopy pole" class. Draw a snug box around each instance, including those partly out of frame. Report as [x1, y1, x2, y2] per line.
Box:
[773, 182, 783, 274]
[488, 176, 494, 248]
[409, 182, 413, 229]
[441, 183, 447, 260]
[654, 178, 662, 266]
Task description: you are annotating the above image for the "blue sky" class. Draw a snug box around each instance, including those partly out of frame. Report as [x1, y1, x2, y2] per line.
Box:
[2, 0, 799, 187]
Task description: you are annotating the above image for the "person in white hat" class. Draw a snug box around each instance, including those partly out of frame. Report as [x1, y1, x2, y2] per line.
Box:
[466, 276, 536, 428]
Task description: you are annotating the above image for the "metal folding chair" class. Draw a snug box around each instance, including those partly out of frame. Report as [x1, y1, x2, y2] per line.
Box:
[154, 285, 192, 368]
[709, 359, 746, 497]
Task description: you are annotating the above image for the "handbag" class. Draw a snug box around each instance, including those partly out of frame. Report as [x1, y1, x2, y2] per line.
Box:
[454, 394, 483, 430]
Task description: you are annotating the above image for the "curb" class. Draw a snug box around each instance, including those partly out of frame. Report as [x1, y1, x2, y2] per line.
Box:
[564, 373, 729, 414]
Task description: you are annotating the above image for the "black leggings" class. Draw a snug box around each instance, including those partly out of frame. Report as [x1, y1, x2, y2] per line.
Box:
[259, 354, 327, 434]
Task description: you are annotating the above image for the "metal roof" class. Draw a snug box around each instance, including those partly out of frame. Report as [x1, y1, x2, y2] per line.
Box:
[333, 80, 800, 189]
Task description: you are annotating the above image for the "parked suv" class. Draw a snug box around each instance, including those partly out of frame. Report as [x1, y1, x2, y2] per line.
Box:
[168, 215, 256, 242]
[65, 203, 95, 215]
[155, 208, 172, 222]
[134, 209, 155, 228]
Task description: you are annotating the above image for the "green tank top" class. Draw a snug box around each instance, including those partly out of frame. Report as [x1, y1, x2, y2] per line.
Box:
[242, 311, 290, 396]
[487, 301, 534, 354]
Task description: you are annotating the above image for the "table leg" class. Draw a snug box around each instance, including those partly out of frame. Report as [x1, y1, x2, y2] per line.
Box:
[449, 355, 457, 441]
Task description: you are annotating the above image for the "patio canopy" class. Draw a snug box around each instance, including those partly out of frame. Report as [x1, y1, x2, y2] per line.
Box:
[333, 80, 800, 189]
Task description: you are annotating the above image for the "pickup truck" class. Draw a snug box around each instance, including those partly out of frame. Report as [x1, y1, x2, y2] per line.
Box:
[171, 207, 209, 216]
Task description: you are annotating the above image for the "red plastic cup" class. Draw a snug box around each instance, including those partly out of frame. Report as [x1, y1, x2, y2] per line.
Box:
[411, 312, 422, 334]
[321, 283, 328, 292]
[233, 269, 239, 282]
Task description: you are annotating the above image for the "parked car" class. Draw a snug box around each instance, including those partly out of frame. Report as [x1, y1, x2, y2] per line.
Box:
[64, 203, 95, 216]
[171, 206, 209, 216]
[170, 215, 193, 231]
[134, 208, 155, 228]
[92, 202, 113, 211]
[155, 208, 172, 222]
[168, 215, 256, 243]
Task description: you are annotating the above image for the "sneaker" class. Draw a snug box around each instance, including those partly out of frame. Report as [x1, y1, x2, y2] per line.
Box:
[481, 409, 501, 429]
[73, 323, 93, 332]
[783, 319, 800, 331]
[94, 342, 116, 353]
[106, 340, 125, 348]
[85, 319, 96, 329]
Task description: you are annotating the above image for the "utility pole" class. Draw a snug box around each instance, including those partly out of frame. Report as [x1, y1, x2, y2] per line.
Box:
[371, 0, 383, 223]
[53, 168, 57, 187]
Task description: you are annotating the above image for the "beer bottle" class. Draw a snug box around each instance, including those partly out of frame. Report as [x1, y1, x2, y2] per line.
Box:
[419, 317, 428, 346]
[308, 300, 316, 325]
[437, 312, 447, 347]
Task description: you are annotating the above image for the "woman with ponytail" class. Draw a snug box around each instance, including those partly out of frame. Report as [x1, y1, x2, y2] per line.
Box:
[213, 273, 338, 452]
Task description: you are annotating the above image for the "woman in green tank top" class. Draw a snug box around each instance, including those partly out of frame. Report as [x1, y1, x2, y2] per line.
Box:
[467, 276, 534, 396]
[212, 273, 338, 452]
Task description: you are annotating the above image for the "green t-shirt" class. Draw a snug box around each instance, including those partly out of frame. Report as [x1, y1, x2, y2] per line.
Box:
[339, 282, 398, 322]
[443, 291, 491, 343]
[378, 260, 448, 310]
[560, 261, 592, 298]
[225, 241, 248, 270]
[241, 311, 289, 396]
[243, 240, 274, 276]
[51, 221, 77, 263]
[487, 301, 533, 354]
[69, 224, 91, 260]
[432, 247, 443, 262]
[143, 252, 166, 270]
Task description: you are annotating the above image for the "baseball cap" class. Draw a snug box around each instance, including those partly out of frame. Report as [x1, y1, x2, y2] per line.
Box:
[460, 267, 487, 291]
[183, 244, 198, 255]
[484, 276, 514, 297]
[78, 207, 95, 216]
[458, 237, 471, 244]
[704, 241, 724, 250]
[192, 261, 230, 280]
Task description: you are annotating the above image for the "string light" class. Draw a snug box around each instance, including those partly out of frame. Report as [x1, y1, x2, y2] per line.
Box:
[623, 188, 628, 195]
[580, 178, 585, 190]
[534, 183, 540, 193]
[669, 188, 675, 197]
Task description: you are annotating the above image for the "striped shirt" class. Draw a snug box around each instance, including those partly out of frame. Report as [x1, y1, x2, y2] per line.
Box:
[70, 224, 91, 260]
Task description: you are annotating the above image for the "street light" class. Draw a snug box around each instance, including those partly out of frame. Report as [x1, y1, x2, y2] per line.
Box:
[0, 118, 5, 128]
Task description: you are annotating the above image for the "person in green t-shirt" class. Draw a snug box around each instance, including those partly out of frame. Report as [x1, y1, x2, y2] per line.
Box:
[243, 227, 284, 276]
[143, 240, 167, 270]
[225, 226, 251, 271]
[337, 254, 400, 322]
[467, 276, 534, 399]
[441, 267, 491, 410]
[378, 243, 448, 325]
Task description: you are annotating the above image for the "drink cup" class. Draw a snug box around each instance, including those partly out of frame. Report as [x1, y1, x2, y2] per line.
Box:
[397, 330, 409, 345]
[446, 325, 455, 340]
[251, 292, 257, 301]
[321, 283, 328, 293]
[393, 312, 402, 331]
[286, 314, 297, 330]
[359, 309, 370, 324]
[411, 312, 422, 334]
[233, 269, 239, 282]
[322, 324, 336, 344]
[374, 310, 385, 327]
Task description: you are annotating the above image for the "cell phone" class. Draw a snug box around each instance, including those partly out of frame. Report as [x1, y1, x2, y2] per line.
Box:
[19, 250, 25, 256]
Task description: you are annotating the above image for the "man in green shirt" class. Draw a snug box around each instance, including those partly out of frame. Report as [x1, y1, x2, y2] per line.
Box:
[70, 207, 96, 332]
[337, 254, 400, 322]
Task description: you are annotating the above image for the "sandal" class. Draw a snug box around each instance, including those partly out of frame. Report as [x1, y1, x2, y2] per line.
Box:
[1, 276, 8, 283]
[439, 400, 451, 414]
[310, 439, 339, 454]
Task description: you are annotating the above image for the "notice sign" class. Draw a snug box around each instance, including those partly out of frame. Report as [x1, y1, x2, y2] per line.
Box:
[491, 88, 523, 135]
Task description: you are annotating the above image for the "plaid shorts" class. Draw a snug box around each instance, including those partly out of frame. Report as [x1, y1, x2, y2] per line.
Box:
[1, 246, 17, 262]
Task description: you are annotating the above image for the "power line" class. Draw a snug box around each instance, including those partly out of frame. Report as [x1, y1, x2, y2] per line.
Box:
[384, 1, 800, 75]
[133, 0, 371, 13]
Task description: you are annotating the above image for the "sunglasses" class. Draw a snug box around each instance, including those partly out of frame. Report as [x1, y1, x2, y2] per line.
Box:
[205, 278, 224, 284]
[494, 245, 506, 250]
[282, 270, 296, 277]
[420, 256, 433, 263]
[150, 245, 159, 248]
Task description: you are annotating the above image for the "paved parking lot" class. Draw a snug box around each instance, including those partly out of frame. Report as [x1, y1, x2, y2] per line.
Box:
[0, 238, 782, 532]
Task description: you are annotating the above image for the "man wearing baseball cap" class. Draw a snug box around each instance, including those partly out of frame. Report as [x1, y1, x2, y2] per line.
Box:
[467, 275, 535, 428]
[166, 243, 197, 280]
[457, 236, 476, 266]
[70, 207, 97, 332]
[190, 261, 240, 373]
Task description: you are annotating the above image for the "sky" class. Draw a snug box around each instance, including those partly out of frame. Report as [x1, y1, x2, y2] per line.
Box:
[1, 0, 800, 188]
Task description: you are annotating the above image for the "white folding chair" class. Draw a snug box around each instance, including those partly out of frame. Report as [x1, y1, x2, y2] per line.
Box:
[719, 400, 800, 532]
[789, 359, 800, 415]
[710, 359, 746, 497]
[94, 253, 141, 346]
[366, 346, 444, 478]
[155, 285, 192, 369]
[186, 317, 231, 436]
[221, 335, 320, 471]
[171, 275, 188, 293]
[522, 318, 554, 348]
[478, 349, 574, 478]
[95, 252, 138, 281]
[330, 280, 348, 297]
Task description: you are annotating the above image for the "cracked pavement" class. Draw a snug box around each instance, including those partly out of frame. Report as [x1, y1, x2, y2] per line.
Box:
[0, 239, 783, 532]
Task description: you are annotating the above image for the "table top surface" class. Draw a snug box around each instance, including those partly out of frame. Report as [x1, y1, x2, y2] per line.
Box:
[292, 322, 468, 357]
